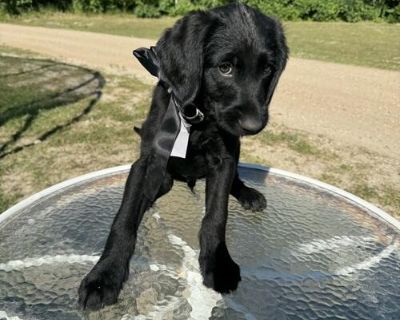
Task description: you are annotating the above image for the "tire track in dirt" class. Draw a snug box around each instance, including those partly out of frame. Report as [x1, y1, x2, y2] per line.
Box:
[1, 23, 399, 159]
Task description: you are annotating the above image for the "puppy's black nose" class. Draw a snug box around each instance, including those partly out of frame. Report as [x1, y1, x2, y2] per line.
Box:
[239, 117, 263, 134]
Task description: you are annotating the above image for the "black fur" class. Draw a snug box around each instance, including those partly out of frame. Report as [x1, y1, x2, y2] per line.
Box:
[78, 3, 288, 310]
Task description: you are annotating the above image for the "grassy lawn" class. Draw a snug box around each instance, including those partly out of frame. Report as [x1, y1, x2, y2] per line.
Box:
[1, 12, 399, 70]
[0, 47, 150, 212]
[0, 46, 399, 217]
[285, 21, 400, 70]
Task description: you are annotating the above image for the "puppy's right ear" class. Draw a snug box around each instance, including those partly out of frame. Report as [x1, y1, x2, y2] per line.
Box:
[156, 12, 215, 110]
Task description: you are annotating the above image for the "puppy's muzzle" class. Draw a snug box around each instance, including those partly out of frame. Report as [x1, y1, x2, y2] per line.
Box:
[239, 117, 263, 134]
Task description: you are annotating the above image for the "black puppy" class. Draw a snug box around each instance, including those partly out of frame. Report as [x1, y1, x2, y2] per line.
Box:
[79, 3, 288, 310]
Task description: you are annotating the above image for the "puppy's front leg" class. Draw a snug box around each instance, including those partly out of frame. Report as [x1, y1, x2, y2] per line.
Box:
[200, 159, 241, 293]
[78, 157, 172, 310]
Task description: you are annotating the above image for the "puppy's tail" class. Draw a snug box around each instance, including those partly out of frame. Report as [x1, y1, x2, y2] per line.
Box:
[133, 126, 142, 136]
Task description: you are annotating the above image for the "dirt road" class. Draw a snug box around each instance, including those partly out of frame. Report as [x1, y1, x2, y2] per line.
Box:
[1, 23, 399, 159]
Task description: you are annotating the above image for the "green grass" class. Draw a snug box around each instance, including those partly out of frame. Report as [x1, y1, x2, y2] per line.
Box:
[1, 12, 399, 70]
[0, 191, 21, 213]
[382, 186, 400, 209]
[0, 12, 177, 39]
[284, 21, 400, 70]
[0, 47, 150, 213]
[0, 56, 98, 125]
[349, 183, 400, 213]
[260, 130, 323, 156]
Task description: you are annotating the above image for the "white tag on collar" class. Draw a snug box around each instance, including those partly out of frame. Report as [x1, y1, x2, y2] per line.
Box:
[171, 113, 191, 158]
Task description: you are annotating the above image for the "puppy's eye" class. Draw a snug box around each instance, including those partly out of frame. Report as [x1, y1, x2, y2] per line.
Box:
[263, 66, 272, 76]
[218, 63, 233, 76]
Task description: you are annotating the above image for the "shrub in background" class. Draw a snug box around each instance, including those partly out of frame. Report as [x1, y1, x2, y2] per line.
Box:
[1, 0, 33, 14]
[134, 0, 161, 17]
[0, 0, 398, 22]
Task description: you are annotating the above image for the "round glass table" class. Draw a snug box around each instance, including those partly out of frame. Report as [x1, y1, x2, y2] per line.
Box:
[0, 164, 399, 320]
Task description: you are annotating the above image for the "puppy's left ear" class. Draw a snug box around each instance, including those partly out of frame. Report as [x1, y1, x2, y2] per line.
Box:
[156, 12, 214, 110]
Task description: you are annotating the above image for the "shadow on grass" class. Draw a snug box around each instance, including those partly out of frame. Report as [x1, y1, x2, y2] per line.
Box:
[0, 55, 105, 159]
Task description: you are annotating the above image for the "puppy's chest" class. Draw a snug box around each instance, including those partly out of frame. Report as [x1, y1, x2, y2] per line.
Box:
[168, 130, 226, 179]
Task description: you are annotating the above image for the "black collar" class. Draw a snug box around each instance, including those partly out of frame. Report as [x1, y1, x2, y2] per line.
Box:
[133, 46, 204, 124]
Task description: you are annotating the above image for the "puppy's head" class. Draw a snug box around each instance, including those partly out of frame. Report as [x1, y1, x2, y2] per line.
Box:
[156, 4, 288, 136]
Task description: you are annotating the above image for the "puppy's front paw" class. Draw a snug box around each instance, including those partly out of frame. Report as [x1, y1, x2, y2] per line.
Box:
[78, 261, 128, 310]
[237, 186, 267, 212]
[200, 242, 241, 294]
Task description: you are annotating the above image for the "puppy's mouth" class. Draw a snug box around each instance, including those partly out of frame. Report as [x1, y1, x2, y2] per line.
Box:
[240, 127, 259, 136]
[219, 120, 263, 137]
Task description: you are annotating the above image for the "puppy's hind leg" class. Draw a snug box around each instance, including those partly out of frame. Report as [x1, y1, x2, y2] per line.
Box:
[230, 171, 267, 212]
[78, 157, 173, 310]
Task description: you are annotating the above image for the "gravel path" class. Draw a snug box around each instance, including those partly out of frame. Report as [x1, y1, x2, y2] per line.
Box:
[1, 23, 399, 159]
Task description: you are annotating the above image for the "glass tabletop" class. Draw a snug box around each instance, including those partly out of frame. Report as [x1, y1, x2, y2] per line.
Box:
[0, 164, 399, 320]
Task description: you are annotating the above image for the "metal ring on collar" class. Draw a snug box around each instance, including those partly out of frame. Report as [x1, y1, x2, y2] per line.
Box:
[182, 108, 204, 123]
[171, 95, 204, 124]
